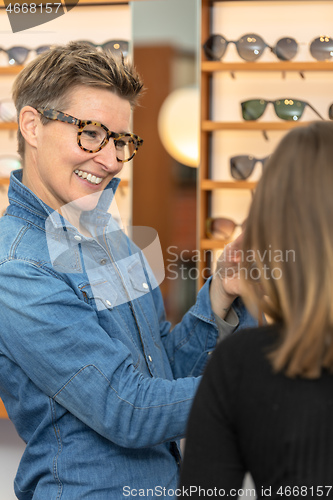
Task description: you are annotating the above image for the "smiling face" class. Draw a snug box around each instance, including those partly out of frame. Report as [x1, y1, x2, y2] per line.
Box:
[22, 85, 132, 212]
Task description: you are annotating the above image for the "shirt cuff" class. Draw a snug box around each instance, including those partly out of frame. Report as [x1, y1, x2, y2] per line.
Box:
[214, 308, 239, 343]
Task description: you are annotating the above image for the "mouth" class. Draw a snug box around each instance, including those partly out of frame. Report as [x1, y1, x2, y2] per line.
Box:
[74, 169, 103, 186]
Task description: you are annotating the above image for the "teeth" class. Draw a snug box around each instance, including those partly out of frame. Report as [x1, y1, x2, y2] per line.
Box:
[74, 169, 103, 185]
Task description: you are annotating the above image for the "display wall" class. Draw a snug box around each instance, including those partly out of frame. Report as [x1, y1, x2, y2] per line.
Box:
[198, 0, 333, 284]
[1, 0, 333, 497]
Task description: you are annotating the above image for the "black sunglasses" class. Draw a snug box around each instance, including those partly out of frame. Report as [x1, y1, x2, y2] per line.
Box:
[241, 98, 324, 121]
[203, 34, 333, 62]
[0, 45, 50, 65]
[230, 155, 269, 181]
[203, 33, 297, 62]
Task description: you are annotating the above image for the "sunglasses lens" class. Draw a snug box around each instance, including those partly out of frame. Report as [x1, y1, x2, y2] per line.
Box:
[236, 34, 266, 61]
[273, 37, 298, 61]
[203, 35, 228, 60]
[103, 41, 129, 58]
[230, 155, 256, 180]
[78, 40, 96, 47]
[274, 99, 305, 121]
[7, 46, 29, 65]
[36, 45, 51, 55]
[310, 36, 333, 61]
[241, 99, 266, 121]
[207, 218, 236, 240]
[0, 157, 21, 177]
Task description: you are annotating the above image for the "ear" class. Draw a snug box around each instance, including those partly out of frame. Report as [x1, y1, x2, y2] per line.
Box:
[19, 106, 40, 149]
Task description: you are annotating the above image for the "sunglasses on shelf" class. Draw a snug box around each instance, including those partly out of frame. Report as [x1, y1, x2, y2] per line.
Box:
[203, 33, 297, 62]
[241, 98, 324, 121]
[203, 34, 333, 62]
[0, 155, 22, 177]
[206, 217, 246, 241]
[78, 40, 129, 58]
[0, 99, 16, 122]
[0, 45, 50, 65]
[230, 155, 269, 181]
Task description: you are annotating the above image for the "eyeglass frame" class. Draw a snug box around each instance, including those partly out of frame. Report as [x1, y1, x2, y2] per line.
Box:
[77, 40, 129, 57]
[206, 217, 245, 240]
[36, 108, 143, 163]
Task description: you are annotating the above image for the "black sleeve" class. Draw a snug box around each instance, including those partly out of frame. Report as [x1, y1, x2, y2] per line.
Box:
[179, 339, 246, 497]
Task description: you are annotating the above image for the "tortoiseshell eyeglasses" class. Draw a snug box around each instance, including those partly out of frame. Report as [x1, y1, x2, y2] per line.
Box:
[36, 108, 143, 163]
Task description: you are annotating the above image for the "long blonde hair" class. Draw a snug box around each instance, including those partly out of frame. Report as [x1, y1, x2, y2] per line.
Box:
[242, 121, 333, 378]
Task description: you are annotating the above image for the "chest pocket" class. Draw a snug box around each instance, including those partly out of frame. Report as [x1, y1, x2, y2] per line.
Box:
[80, 254, 152, 312]
[127, 259, 151, 297]
[78, 266, 148, 370]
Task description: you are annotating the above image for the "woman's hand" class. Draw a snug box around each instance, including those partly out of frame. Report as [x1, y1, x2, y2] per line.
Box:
[209, 233, 243, 319]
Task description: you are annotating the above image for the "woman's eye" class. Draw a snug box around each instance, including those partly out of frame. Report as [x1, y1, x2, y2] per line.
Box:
[116, 139, 126, 149]
[83, 130, 98, 139]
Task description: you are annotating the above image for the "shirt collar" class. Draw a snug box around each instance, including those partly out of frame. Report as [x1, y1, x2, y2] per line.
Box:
[8, 168, 121, 233]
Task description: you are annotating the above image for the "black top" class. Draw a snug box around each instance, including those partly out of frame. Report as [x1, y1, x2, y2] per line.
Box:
[179, 325, 333, 499]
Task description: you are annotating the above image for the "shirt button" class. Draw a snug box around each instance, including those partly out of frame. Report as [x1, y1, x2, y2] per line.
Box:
[74, 235, 82, 241]
[105, 300, 112, 307]
[142, 283, 149, 289]
[100, 258, 107, 265]
[148, 355, 152, 362]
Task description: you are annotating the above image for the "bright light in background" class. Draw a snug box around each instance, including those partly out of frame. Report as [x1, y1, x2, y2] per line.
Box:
[158, 86, 200, 168]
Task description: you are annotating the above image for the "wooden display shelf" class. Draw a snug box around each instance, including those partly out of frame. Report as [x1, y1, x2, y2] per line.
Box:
[0, 66, 24, 75]
[201, 61, 333, 73]
[0, 0, 129, 6]
[0, 399, 8, 419]
[0, 177, 128, 187]
[201, 238, 230, 250]
[209, 0, 318, 2]
[202, 120, 313, 131]
[0, 122, 17, 131]
[76, 0, 129, 3]
[201, 179, 256, 190]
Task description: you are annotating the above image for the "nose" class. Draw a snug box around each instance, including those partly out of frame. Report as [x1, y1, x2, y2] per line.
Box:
[93, 139, 123, 175]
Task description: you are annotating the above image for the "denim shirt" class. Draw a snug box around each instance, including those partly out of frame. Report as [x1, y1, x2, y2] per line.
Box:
[0, 170, 256, 499]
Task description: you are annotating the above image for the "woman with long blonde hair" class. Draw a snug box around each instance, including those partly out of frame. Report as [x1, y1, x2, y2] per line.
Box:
[179, 121, 333, 498]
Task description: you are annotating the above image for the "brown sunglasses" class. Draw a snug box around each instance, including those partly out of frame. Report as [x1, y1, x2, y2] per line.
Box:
[206, 217, 246, 241]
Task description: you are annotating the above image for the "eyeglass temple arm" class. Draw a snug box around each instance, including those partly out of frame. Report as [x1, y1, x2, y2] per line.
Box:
[306, 102, 324, 120]
[262, 130, 269, 141]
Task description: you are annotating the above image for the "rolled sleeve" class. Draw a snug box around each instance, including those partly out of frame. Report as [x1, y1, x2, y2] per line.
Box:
[214, 308, 239, 343]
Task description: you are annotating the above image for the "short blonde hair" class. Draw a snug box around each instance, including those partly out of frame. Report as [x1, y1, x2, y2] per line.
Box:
[242, 121, 333, 378]
[12, 41, 144, 158]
